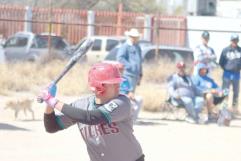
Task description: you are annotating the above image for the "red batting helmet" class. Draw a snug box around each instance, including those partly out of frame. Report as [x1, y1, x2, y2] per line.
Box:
[103, 60, 124, 71]
[113, 62, 124, 71]
[88, 62, 123, 94]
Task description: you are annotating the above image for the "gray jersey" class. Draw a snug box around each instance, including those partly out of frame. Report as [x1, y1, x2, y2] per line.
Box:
[56, 94, 143, 161]
[193, 44, 217, 75]
[194, 44, 216, 65]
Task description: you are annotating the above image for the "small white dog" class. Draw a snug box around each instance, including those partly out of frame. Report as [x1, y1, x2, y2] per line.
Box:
[5, 99, 35, 120]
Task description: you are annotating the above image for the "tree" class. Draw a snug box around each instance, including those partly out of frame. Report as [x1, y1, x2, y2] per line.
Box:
[91, 0, 164, 13]
[0, 0, 164, 14]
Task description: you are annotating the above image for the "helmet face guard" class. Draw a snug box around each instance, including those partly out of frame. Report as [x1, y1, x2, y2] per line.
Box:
[88, 63, 123, 95]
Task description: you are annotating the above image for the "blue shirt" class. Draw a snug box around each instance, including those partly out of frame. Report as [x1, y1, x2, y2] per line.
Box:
[120, 77, 131, 95]
[116, 39, 142, 79]
[192, 63, 220, 94]
[192, 75, 218, 94]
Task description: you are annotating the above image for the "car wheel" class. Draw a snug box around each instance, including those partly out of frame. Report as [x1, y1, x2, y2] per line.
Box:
[26, 55, 38, 62]
[143, 52, 156, 62]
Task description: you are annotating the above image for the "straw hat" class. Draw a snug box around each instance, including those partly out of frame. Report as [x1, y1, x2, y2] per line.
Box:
[124, 28, 141, 37]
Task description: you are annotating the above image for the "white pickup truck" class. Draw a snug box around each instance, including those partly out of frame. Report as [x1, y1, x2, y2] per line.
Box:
[74, 36, 126, 63]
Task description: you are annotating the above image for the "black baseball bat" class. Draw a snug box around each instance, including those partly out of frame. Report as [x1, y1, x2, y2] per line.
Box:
[37, 39, 93, 103]
[52, 39, 93, 84]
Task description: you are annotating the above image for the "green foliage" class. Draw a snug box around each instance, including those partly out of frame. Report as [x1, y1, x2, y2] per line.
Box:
[174, 5, 185, 15]
[93, 0, 164, 13]
[0, 0, 164, 14]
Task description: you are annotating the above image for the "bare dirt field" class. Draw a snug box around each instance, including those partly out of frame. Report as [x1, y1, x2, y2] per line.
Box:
[1, 94, 241, 161]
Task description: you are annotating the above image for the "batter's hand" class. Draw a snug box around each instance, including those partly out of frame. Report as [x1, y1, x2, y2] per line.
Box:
[128, 92, 135, 101]
[37, 83, 58, 108]
[48, 82, 57, 97]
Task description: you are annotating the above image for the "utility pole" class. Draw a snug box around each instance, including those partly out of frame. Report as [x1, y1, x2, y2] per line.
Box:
[155, 12, 161, 61]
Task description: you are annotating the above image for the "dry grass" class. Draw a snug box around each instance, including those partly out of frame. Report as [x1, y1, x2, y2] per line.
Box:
[142, 61, 175, 83]
[136, 82, 167, 112]
[0, 61, 91, 96]
[0, 62, 43, 94]
[210, 67, 223, 85]
[142, 60, 194, 83]
[0, 59, 233, 112]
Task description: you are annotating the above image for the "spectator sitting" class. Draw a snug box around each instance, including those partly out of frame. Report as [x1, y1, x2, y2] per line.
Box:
[167, 62, 205, 124]
[192, 63, 228, 122]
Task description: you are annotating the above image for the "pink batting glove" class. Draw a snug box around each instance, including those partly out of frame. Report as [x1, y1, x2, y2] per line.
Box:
[37, 89, 58, 108]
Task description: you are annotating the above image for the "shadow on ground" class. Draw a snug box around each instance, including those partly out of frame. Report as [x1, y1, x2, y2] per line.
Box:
[134, 118, 168, 126]
[20, 119, 42, 122]
[0, 123, 30, 131]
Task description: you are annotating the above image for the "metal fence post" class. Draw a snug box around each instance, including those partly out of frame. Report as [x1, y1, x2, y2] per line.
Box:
[87, 10, 95, 37]
[116, 3, 123, 36]
[144, 15, 151, 41]
[24, 6, 32, 32]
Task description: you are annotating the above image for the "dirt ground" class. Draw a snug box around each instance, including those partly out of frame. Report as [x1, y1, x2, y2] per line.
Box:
[1, 95, 241, 161]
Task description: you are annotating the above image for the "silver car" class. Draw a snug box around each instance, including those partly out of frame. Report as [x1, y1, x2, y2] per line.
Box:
[105, 44, 193, 63]
[141, 45, 194, 63]
[3, 32, 72, 62]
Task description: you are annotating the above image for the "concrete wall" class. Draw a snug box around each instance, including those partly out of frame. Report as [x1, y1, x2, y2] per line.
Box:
[187, 16, 241, 61]
[217, 1, 241, 18]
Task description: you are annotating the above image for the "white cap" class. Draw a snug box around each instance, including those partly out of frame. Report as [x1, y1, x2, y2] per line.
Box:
[124, 28, 141, 37]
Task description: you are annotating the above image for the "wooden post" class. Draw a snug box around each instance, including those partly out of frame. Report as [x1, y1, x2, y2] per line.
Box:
[155, 12, 161, 60]
[56, 9, 61, 36]
[48, 0, 52, 57]
[144, 15, 151, 41]
[116, 3, 123, 36]
[177, 20, 181, 46]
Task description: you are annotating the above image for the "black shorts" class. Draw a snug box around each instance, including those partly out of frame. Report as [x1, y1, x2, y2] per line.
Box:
[213, 96, 226, 105]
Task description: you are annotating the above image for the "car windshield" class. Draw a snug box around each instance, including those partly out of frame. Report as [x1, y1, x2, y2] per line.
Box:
[106, 39, 120, 51]
[35, 35, 67, 49]
[160, 49, 193, 61]
[144, 48, 193, 62]
[175, 50, 193, 61]
[4, 37, 28, 47]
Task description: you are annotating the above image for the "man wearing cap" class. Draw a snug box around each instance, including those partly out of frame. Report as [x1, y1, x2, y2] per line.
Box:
[167, 62, 204, 123]
[116, 28, 143, 94]
[219, 33, 241, 114]
[193, 31, 217, 75]
[192, 63, 228, 123]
